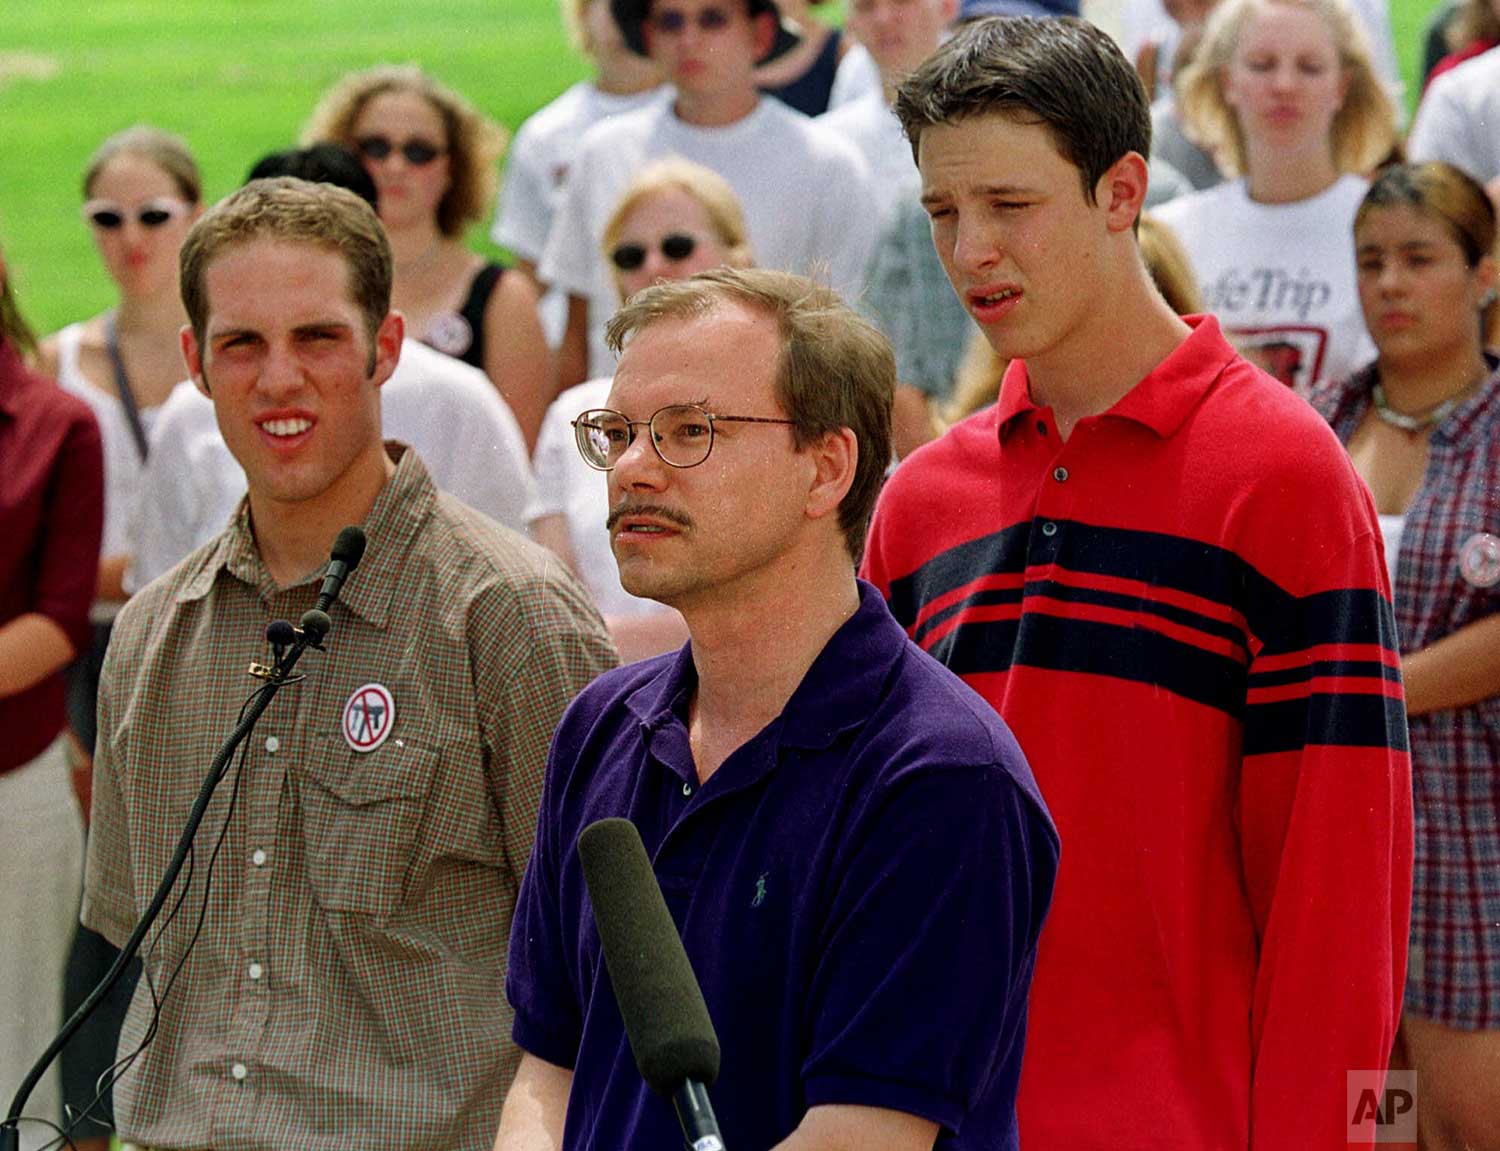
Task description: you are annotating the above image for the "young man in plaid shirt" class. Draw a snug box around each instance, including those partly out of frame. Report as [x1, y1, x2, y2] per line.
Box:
[82, 178, 615, 1151]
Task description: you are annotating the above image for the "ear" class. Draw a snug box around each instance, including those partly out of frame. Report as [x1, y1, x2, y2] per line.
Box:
[752, 10, 777, 63]
[803, 426, 859, 527]
[939, 0, 960, 24]
[370, 310, 405, 387]
[1096, 151, 1150, 235]
[1474, 253, 1498, 300]
[181, 324, 210, 398]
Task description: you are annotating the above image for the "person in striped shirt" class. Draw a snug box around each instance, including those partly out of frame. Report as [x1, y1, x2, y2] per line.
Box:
[861, 16, 1412, 1150]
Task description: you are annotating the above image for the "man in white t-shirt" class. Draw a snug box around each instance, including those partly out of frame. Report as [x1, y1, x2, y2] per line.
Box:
[817, 0, 957, 224]
[1408, 46, 1500, 188]
[540, 0, 880, 385]
[492, 0, 662, 346]
[128, 340, 536, 589]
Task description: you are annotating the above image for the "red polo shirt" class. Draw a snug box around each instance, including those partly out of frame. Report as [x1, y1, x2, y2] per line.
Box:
[0, 338, 104, 772]
[863, 316, 1412, 1151]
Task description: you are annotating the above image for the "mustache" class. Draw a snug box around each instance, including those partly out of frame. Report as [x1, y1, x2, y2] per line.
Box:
[606, 502, 694, 531]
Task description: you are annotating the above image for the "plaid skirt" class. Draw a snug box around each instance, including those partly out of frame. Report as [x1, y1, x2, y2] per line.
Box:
[1405, 708, 1500, 1029]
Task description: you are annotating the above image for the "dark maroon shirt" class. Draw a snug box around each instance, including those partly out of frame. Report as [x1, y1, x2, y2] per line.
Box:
[0, 338, 104, 773]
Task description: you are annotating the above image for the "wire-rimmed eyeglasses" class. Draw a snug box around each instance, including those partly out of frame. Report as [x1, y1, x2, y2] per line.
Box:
[571, 403, 799, 471]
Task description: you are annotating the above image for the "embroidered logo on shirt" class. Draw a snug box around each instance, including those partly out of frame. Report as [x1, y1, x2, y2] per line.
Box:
[1459, 532, 1500, 589]
[751, 873, 768, 908]
[342, 683, 396, 752]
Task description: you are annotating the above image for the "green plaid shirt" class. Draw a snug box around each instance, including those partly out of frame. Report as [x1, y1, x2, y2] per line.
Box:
[83, 445, 617, 1151]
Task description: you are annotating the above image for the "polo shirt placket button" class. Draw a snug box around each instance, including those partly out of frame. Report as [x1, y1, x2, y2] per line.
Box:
[1053, 466, 1069, 482]
[682, 781, 692, 797]
[1042, 522, 1058, 537]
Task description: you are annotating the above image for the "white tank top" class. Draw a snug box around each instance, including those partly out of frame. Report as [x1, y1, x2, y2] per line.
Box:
[1378, 513, 1405, 592]
[54, 322, 160, 614]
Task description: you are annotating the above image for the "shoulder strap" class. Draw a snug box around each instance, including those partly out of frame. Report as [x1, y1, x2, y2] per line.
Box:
[105, 312, 150, 463]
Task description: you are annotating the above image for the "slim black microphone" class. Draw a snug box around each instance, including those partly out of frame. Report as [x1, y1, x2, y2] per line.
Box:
[577, 818, 726, 1151]
[299, 526, 366, 643]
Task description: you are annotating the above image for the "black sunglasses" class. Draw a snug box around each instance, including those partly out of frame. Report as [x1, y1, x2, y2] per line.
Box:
[650, 6, 734, 33]
[82, 198, 190, 230]
[355, 135, 445, 166]
[610, 233, 699, 272]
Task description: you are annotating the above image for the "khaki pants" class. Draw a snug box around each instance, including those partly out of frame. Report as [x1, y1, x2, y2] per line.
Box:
[0, 736, 85, 1151]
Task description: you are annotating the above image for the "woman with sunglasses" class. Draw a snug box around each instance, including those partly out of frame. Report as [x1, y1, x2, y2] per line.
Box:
[1308, 161, 1500, 1151]
[32, 126, 189, 1151]
[37, 127, 200, 619]
[529, 159, 751, 660]
[304, 66, 549, 451]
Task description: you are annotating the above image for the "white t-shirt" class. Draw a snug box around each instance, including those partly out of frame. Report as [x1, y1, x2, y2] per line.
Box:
[817, 92, 919, 225]
[539, 95, 880, 377]
[127, 340, 536, 589]
[525, 377, 674, 620]
[1408, 47, 1500, 185]
[492, 82, 664, 346]
[827, 42, 882, 110]
[1154, 174, 1375, 390]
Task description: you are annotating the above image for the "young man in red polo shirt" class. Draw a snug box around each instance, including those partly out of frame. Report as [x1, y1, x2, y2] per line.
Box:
[861, 16, 1413, 1150]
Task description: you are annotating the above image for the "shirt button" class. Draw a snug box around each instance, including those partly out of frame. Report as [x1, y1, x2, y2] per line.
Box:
[1042, 522, 1058, 537]
[1036, 420, 1048, 435]
[248, 961, 264, 981]
[682, 782, 693, 797]
[231, 1062, 248, 1081]
[264, 736, 280, 753]
[251, 849, 267, 867]
[1053, 466, 1069, 482]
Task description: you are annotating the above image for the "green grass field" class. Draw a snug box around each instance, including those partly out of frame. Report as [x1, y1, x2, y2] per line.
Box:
[0, 0, 1444, 335]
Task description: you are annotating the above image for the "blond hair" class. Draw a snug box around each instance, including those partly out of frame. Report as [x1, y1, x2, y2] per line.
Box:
[1176, 0, 1396, 178]
[606, 267, 894, 561]
[84, 124, 201, 203]
[601, 159, 753, 300]
[0, 247, 36, 358]
[179, 178, 392, 367]
[302, 65, 506, 238]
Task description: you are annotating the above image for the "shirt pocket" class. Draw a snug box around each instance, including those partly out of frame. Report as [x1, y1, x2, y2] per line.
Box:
[295, 734, 441, 921]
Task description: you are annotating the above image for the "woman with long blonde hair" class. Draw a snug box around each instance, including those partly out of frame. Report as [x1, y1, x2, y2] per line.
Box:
[305, 66, 550, 450]
[1156, 0, 1397, 389]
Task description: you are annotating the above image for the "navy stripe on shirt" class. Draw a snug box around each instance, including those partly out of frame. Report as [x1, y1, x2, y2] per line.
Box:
[886, 518, 1407, 753]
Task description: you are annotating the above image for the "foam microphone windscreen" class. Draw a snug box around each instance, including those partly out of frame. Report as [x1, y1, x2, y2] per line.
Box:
[332, 525, 367, 569]
[577, 818, 722, 1094]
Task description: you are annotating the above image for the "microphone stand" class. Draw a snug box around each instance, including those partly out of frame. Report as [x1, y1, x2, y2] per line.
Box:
[1, 612, 331, 1151]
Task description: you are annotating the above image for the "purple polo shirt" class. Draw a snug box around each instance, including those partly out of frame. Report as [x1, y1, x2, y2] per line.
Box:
[507, 580, 1058, 1149]
[0, 339, 103, 772]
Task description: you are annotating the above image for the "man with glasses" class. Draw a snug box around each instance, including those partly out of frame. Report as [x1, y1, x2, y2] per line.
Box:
[494, 267, 1058, 1151]
[538, 0, 880, 389]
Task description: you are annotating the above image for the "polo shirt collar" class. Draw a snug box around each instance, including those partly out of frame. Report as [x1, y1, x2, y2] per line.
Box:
[175, 442, 436, 629]
[996, 315, 1237, 440]
[622, 580, 909, 754]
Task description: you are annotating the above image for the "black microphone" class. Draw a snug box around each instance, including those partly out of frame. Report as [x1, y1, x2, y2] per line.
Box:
[299, 526, 366, 643]
[577, 818, 726, 1151]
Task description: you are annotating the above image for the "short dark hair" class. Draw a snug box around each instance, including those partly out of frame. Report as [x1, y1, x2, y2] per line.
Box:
[606, 267, 895, 563]
[893, 16, 1151, 204]
[247, 144, 379, 211]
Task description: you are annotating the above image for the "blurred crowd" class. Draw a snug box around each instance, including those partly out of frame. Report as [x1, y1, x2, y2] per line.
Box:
[4, 0, 1500, 1147]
